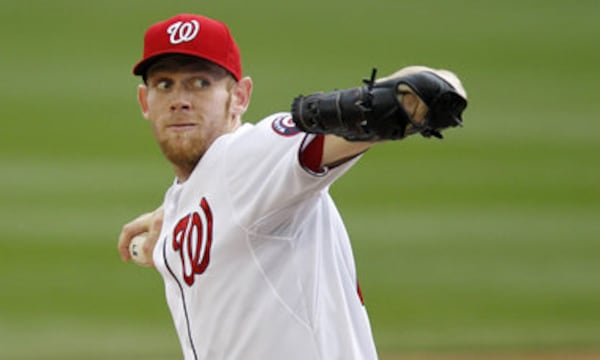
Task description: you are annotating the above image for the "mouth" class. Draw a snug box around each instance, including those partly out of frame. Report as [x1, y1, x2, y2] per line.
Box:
[167, 123, 197, 131]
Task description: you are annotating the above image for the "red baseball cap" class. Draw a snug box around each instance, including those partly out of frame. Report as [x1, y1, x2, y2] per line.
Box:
[133, 14, 242, 80]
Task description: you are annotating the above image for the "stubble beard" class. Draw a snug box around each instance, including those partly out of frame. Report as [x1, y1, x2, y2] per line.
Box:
[158, 132, 207, 176]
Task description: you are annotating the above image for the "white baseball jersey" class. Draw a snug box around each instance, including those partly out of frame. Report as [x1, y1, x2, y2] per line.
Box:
[153, 112, 378, 359]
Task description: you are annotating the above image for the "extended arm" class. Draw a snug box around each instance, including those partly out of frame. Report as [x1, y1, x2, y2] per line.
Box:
[293, 66, 468, 168]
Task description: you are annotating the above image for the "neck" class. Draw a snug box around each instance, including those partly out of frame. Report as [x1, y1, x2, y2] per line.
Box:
[174, 163, 195, 183]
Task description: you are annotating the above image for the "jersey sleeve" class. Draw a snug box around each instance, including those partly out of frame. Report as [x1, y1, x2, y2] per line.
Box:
[223, 113, 361, 229]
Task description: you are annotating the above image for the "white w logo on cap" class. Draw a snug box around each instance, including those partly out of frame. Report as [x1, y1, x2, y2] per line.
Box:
[167, 20, 200, 45]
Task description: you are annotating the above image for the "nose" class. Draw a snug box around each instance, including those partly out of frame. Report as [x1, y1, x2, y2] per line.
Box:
[169, 88, 192, 112]
[171, 102, 191, 111]
[170, 99, 192, 112]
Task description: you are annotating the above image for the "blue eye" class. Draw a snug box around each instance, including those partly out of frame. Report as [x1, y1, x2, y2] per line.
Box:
[156, 80, 172, 90]
[194, 79, 209, 88]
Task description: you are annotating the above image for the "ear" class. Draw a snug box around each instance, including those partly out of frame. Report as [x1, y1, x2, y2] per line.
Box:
[230, 77, 253, 117]
[137, 84, 150, 120]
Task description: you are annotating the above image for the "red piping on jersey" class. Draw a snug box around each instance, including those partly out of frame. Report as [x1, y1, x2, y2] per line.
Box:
[357, 282, 365, 305]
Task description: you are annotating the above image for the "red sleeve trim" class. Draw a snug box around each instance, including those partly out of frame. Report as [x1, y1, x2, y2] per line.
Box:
[299, 135, 325, 173]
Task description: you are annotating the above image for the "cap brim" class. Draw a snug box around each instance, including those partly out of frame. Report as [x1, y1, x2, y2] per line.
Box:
[133, 52, 181, 76]
[133, 50, 240, 80]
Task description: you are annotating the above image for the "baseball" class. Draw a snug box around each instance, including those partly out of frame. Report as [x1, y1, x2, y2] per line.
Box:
[129, 233, 151, 266]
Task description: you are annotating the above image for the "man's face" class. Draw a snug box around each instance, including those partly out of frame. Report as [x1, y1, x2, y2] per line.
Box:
[138, 57, 237, 176]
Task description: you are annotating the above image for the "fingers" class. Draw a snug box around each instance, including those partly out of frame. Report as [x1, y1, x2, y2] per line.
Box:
[117, 211, 155, 262]
[141, 207, 164, 267]
[397, 83, 428, 125]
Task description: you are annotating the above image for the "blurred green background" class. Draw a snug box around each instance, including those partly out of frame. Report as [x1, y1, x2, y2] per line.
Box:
[1, 0, 598, 359]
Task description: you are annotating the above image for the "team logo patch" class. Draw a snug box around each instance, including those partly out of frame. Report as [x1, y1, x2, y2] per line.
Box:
[167, 20, 200, 45]
[271, 115, 301, 136]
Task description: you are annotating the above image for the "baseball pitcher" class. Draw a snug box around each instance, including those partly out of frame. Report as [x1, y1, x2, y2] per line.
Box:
[118, 13, 467, 360]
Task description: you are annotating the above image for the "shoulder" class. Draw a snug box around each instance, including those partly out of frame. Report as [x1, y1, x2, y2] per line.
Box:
[233, 112, 302, 138]
[223, 112, 304, 148]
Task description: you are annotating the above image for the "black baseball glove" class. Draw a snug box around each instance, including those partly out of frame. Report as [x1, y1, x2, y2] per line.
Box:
[291, 67, 468, 141]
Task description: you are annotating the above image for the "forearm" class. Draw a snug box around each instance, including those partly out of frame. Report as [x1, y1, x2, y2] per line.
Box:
[321, 135, 373, 168]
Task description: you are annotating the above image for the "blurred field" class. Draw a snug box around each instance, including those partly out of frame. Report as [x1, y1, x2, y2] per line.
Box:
[1, 0, 599, 359]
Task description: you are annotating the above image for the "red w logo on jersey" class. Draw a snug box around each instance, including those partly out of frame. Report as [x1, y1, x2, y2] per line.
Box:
[172, 198, 214, 286]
